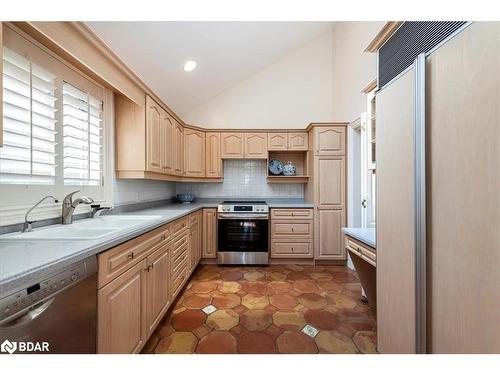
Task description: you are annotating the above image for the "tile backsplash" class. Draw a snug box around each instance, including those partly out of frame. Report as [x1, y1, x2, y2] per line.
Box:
[176, 160, 304, 198]
[113, 179, 176, 206]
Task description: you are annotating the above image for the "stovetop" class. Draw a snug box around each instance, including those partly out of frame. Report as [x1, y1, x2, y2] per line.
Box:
[222, 200, 267, 204]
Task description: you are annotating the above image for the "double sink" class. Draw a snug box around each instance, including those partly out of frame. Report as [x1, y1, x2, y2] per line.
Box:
[2, 215, 163, 240]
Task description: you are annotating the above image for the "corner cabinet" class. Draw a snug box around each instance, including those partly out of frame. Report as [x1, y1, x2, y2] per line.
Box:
[184, 128, 205, 177]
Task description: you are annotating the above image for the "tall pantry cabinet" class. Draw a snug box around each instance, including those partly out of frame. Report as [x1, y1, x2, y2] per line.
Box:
[305, 124, 348, 261]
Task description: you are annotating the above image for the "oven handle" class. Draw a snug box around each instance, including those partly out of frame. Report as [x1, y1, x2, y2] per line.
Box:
[217, 214, 269, 220]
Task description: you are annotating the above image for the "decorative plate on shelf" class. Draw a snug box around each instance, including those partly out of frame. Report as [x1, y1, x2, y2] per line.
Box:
[269, 159, 284, 175]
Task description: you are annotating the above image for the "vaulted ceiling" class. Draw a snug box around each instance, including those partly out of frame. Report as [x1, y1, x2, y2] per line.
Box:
[86, 22, 334, 116]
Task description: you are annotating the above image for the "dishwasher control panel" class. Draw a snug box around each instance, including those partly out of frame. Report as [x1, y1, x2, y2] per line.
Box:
[0, 261, 88, 322]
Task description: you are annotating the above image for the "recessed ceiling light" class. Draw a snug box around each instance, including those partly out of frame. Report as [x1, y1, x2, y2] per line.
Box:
[183, 60, 197, 72]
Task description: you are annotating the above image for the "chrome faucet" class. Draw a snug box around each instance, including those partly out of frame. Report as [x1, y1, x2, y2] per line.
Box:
[62, 190, 94, 225]
[22, 195, 59, 232]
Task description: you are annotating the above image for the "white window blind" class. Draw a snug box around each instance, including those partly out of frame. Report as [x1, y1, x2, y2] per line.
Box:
[62, 82, 103, 186]
[0, 47, 58, 185]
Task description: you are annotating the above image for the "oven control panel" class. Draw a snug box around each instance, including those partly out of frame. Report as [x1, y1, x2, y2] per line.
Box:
[218, 204, 269, 213]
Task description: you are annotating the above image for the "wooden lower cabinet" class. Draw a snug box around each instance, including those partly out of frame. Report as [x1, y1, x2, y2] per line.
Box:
[145, 243, 172, 337]
[202, 208, 217, 258]
[97, 259, 147, 354]
[270, 208, 314, 259]
[315, 209, 345, 259]
[97, 213, 202, 353]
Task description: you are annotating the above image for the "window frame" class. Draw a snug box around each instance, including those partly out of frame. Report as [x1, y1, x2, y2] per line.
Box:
[0, 24, 113, 226]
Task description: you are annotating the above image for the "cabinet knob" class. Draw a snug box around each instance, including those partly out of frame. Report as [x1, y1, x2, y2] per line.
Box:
[127, 253, 134, 260]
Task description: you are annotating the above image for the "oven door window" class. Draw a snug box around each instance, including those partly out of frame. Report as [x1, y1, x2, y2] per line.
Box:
[218, 219, 268, 253]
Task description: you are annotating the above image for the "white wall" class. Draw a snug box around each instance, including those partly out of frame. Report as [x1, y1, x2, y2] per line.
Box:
[113, 179, 176, 206]
[183, 31, 334, 129]
[331, 21, 385, 121]
[177, 160, 303, 199]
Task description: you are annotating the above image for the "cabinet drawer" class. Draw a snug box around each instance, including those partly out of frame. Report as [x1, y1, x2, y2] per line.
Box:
[271, 240, 313, 258]
[172, 232, 189, 258]
[172, 216, 189, 238]
[98, 224, 169, 288]
[271, 209, 313, 220]
[346, 237, 376, 265]
[271, 220, 313, 237]
[172, 245, 188, 273]
[172, 261, 188, 296]
[189, 211, 201, 226]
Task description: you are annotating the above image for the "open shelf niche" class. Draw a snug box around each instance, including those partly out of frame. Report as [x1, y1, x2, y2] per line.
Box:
[267, 150, 309, 183]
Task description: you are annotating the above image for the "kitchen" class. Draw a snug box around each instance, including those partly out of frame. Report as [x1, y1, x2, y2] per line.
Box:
[0, 5, 499, 371]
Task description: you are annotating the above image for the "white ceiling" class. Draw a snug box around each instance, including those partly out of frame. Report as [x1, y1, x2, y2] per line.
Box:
[86, 22, 334, 116]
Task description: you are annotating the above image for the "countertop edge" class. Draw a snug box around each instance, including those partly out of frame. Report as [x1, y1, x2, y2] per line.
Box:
[342, 228, 376, 249]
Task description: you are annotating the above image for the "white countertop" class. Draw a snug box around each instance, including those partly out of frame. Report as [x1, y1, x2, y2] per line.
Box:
[342, 227, 376, 248]
[0, 199, 313, 296]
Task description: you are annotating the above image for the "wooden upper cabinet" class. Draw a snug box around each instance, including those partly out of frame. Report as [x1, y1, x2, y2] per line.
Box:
[244, 133, 267, 158]
[288, 132, 308, 150]
[184, 128, 205, 177]
[205, 132, 222, 178]
[268, 133, 288, 150]
[162, 112, 175, 175]
[173, 120, 184, 175]
[145, 243, 172, 338]
[145, 96, 163, 173]
[221, 133, 244, 158]
[317, 157, 345, 209]
[315, 127, 345, 155]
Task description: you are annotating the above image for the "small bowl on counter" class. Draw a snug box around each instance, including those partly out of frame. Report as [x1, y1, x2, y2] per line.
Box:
[176, 194, 195, 204]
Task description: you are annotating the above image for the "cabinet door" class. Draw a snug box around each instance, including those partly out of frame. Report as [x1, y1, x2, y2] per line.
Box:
[317, 157, 345, 209]
[184, 128, 205, 177]
[268, 133, 288, 150]
[145, 243, 172, 337]
[205, 132, 222, 177]
[98, 259, 147, 354]
[221, 133, 244, 158]
[189, 221, 200, 273]
[316, 209, 345, 259]
[162, 113, 175, 175]
[288, 132, 308, 151]
[173, 120, 184, 175]
[244, 133, 267, 158]
[146, 96, 163, 173]
[202, 208, 217, 258]
[315, 127, 345, 155]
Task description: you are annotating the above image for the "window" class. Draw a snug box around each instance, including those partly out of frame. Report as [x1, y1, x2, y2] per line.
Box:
[0, 25, 112, 226]
[0, 48, 57, 185]
[62, 82, 103, 186]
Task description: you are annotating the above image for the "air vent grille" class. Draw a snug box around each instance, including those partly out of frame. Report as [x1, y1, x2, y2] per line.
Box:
[379, 21, 467, 88]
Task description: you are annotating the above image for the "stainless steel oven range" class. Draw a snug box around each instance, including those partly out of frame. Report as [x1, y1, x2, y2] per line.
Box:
[217, 201, 269, 265]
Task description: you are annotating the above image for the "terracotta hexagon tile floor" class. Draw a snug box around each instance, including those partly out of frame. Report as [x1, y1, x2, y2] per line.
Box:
[142, 264, 377, 354]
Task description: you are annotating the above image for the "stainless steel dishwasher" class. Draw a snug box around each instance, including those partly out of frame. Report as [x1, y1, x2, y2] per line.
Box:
[0, 256, 97, 354]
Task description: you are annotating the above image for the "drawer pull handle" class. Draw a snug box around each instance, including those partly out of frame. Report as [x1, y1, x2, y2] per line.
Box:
[161, 234, 166, 241]
[127, 253, 134, 260]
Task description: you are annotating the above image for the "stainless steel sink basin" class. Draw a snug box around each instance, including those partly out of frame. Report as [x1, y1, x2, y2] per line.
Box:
[2, 215, 162, 240]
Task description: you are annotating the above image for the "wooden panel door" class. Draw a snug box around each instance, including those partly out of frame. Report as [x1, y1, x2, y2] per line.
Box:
[145, 96, 163, 173]
[268, 132, 288, 150]
[202, 208, 217, 258]
[205, 132, 222, 177]
[188, 215, 200, 273]
[145, 243, 171, 337]
[427, 22, 500, 354]
[288, 132, 308, 150]
[376, 67, 416, 354]
[315, 209, 344, 259]
[315, 127, 345, 156]
[184, 128, 205, 177]
[317, 157, 344, 209]
[221, 133, 244, 158]
[244, 133, 267, 158]
[173, 120, 184, 175]
[97, 259, 147, 354]
[162, 112, 175, 175]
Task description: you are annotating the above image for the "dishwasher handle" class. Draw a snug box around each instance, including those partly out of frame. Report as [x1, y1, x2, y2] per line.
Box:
[0, 298, 54, 328]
